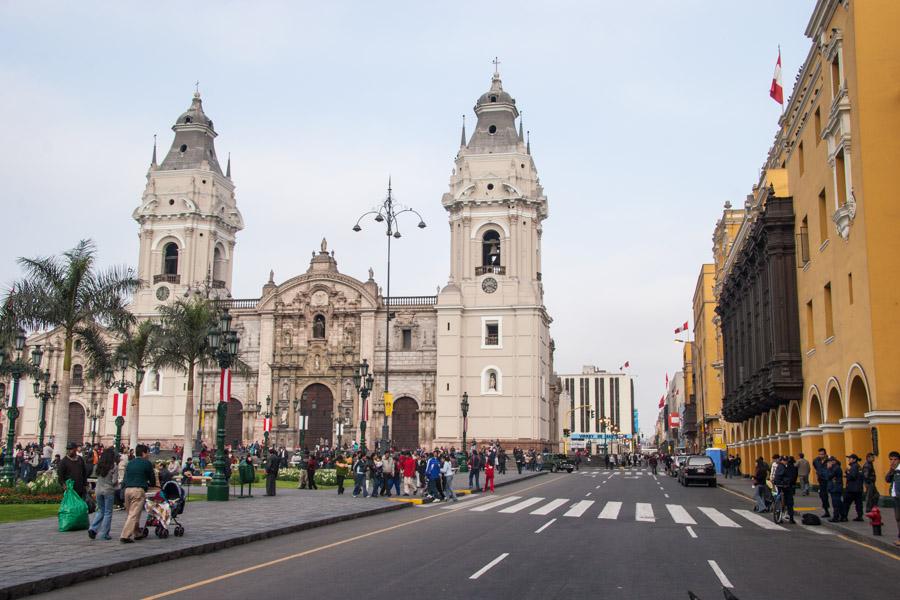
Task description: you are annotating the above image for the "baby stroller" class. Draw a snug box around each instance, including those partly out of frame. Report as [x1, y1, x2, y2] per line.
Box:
[143, 480, 186, 538]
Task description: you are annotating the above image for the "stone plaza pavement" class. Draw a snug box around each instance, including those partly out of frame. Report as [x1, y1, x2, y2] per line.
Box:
[0, 469, 545, 600]
[714, 473, 900, 555]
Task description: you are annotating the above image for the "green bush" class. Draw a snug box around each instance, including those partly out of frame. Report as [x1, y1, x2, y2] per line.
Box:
[273, 467, 338, 486]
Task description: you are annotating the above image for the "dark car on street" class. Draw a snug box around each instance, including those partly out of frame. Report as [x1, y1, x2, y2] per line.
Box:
[540, 453, 575, 473]
[678, 455, 717, 487]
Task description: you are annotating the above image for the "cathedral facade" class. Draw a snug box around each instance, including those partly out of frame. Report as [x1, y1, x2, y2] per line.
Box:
[15, 69, 558, 452]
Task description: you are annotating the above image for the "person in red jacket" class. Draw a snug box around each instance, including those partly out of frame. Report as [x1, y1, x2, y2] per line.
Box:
[307, 455, 318, 490]
[483, 459, 495, 493]
[400, 451, 416, 496]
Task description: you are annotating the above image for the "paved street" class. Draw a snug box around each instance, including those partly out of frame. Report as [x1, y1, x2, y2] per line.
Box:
[32, 468, 899, 599]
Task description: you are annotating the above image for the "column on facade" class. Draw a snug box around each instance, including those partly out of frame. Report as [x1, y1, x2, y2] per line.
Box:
[819, 423, 845, 461]
[839, 417, 870, 462]
[799, 427, 824, 465]
[777, 432, 790, 456]
[787, 431, 801, 458]
[866, 411, 900, 495]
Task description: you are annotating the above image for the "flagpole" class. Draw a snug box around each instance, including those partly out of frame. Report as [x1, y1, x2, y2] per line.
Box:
[779, 45, 784, 116]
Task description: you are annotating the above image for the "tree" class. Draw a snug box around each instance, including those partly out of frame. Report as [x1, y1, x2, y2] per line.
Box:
[7, 240, 139, 453]
[154, 296, 216, 462]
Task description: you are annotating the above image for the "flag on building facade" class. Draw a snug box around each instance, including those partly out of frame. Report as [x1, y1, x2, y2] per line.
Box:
[263, 417, 272, 432]
[770, 49, 784, 104]
[658, 395, 665, 409]
[619, 361, 630, 370]
[674, 321, 689, 334]
[112, 392, 128, 417]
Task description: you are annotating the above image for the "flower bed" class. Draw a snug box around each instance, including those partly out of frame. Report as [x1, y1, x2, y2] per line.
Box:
[0, 472, 64, 504]
[275, 468, 337, 486]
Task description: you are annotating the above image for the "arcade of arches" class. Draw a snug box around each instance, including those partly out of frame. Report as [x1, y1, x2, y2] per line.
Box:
[725, 369, 898, 495]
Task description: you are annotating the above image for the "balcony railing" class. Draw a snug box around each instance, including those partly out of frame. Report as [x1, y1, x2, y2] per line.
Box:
[211, 279, 227, 289]
[476, 265, 505, 276]
[387, 296, 437, 307]
[153, 273, 181, 284]
[218, 298, 259, 310]
[484, 334, 499, 346]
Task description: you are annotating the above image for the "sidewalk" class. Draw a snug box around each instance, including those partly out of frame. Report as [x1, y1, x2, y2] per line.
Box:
[389, 468, 548, 505]
[715, 474, 900, 555]
[0, 489, 409, 600]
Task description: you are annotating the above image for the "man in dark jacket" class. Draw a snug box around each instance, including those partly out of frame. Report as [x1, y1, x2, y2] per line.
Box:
[265, 448, 280, 496]
[826, 456, 845, 522]
[842, 453, 864, 521]
[862, 453, 878, 511]
[773, 455, 798, 523]
[57, 442, 89, 498]
[752, 457, 769, 512]
[468, 451, 483, 491]
[812, 447, 831, 518]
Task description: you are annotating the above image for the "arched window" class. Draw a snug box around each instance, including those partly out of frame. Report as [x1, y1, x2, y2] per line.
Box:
[482, 230, 501, 267]
[72, 364, 84, 387]
[313, 315, 326, 339]
[163, 243, 179, 276]
[148, 370, 160, 392]
[213, 245, 226, 281]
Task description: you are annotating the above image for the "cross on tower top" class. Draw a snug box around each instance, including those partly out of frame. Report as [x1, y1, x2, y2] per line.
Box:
[492, 57, 501, 76]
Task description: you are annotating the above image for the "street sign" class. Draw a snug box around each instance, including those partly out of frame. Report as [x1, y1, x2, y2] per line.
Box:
[669, 415, 681, 428]
[383, 392, 394, 417]
[569, 440, 587, 449]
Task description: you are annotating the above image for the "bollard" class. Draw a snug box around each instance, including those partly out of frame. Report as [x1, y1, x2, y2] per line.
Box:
[864, 506, 882, 536]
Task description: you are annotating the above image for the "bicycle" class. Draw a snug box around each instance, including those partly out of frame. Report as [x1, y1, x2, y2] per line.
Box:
[771, 487, 784, 524]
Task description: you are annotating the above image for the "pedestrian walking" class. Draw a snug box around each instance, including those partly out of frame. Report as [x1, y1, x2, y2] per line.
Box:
[57, 442, 89, 499]
[885, 450, 899, 548]
[774, 455, 798, 523]
[862, 452, 879, 511]
[826, 456, 845, 523]
[813, 447, 831, 518]
[88, 448, 119, 541]
[440, 455, 458, 502]
[335, 454, 349, 495]
[382, 452, 395, 497]
[426, 450, 442, 500]
[649, 454, 658, 475]
[265, 448, 279, 496]
[484, 458, 495, 493]
[468, 451, 483, 491]
[120, 444, 157, 543]
[842, 454, 864, 521]
[752, 457, 769, 512]
[352, 452, 368, 498]
[796, 453, 811, 496]
[307, 454, 318, 491]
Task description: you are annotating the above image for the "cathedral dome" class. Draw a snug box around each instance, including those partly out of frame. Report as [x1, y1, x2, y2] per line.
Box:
[159, 91, 223, 175]
[174, 92, 215, 130]
[474, 73, 517, 114]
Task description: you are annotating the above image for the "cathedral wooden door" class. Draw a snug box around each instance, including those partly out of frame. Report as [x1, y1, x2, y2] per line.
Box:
[68, 402, 85, 445]
[299, 384, 334, 449]
[391, 397, 419, 451]
[225, 398, 243, 447]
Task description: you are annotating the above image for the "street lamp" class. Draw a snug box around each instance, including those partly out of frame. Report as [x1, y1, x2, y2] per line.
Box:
[296, 390, 310, 452]
[32, 352, 58, 449]
[102, 353, 144, 453]
[1, 329, 39, 483]
[206, 307, 240, 501]
[86, 393, 105, 446]
[352, 179, 426, 453]
[352, 359, 374, 454]
[458, 392, 470, 473]
[258, 394, 272, 451]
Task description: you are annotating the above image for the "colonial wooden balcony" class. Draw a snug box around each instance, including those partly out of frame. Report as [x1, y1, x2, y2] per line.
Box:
[153, 273, 181, 284]
[476, 265, 505, 276]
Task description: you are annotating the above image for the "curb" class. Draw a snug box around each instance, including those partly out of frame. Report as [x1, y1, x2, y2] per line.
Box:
[716, 479, 900, 556]
[0, 502, 411, 600]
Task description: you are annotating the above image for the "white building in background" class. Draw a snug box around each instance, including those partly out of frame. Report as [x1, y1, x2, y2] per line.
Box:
[558, 366, 636, 455]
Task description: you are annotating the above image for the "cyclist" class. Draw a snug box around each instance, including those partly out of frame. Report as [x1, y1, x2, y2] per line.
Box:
[773, 455, 798, 524]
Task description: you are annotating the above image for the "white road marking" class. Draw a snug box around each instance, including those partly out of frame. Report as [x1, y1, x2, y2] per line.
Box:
[530, 498, 569, 515]
[563, 500, 595, 517]
[697, 507, 741, 528]
[595, 485, 601, 489]
[635, 503, 655, 522]
[598, 501, 622, 520]
[470, 553, 509, 580]
[707, 560, 734, 589]
[664, 493, 670, 498]
[534, 518, 556, 534]
[686, 526, 698, 538]
[436, 495, 487, 509]
[666, 504, 696, 525]
[624, 477, 640, 479]
[470, 496, 522, 512]
[499, 497, 545, 514]
[732, 509, 787, 531]
[585, 492, 592, 497]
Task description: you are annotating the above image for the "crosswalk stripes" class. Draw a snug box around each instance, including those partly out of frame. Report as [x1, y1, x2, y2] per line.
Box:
[697, 506, 741, 528]
[470, 496, 522, 512]
[598, 501, 622, 519]
[498, 497, 546, 514]
[731, 509, 787, 531]
[563, 500, 595, 517]
[635, 503, 655, 522]
[530, 498, 569, 515]
[665, 504, 696, 525]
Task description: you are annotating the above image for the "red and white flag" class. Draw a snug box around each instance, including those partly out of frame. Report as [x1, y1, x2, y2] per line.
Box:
[674, 321, 689, 334]
[112, 392, 128, 417]
[219, 368, 232, 401]
[658, 395, 665, 409]
[665, 373, 669, 388]
[263, 417, 272, 432]
[619, 361, 630, 370]
[770, 49, 784, 105]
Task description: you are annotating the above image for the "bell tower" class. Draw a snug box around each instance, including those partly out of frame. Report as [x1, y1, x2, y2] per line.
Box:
[435, 65, 552, 449]
[131, 92, 244, 315]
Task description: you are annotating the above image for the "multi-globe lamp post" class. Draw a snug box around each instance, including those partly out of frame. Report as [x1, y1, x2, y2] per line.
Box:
[257, 394, 272, 451]
[352, 358, 374, 455]
[32, 362, 58, 449]
[86, 394, 105, 447]
[103, 354, 144, 452]
[206, 308, 239, 502]
[0, 329, 40, 483]
[458, 392, 470, 473]
[352, 180, 426, 453]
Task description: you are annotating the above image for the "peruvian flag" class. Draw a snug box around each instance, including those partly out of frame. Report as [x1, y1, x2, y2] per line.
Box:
[658, 395, 665, 409]
[665, 373, 669, 388]
[619, 361, 630, 370]
[113, 392, 128, 417]
[219, 368, 232, 402]
[770, 49, 784, 105]
[674, 321, 689, 334]
[263, 417, 272, 432]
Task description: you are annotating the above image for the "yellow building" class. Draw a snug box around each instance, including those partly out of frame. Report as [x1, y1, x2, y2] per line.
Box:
[727, 0, 900, 495]
[691, 264, 720, 449]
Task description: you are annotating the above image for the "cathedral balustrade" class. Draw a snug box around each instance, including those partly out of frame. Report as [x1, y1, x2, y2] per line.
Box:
[386, 296, 437, 307]
[153, 274, 181, 284]
[475, 265, 505, 276]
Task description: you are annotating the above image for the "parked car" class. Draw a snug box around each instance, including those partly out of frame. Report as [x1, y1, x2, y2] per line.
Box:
[540, 453, 575, 473]
[678, 455, 717, 487]
[668, 455, 687, 477]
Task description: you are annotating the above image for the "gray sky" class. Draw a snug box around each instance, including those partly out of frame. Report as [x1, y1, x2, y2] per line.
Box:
[0, 1, 815, 434]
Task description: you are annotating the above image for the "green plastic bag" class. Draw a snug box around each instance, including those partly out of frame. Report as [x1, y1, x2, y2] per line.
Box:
[58, 479, 89, 532]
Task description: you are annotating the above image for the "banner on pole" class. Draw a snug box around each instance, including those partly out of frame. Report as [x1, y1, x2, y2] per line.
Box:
[383, 392, 394, 417]
[112, 393, 128, 417]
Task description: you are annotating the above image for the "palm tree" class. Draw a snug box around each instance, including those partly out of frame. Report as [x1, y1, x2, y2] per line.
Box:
[154, 296, 216, 463]
[7, 240, 140, 453]
[79, 319, 160, 449]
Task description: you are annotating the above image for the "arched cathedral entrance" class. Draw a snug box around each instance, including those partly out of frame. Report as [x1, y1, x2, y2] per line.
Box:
[299, 384, 334, 449]
[392, 397, 419, 450]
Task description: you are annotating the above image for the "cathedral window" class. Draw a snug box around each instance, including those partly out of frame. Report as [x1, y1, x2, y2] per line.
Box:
[401, 329, 412, 350]
[313, 315, 326, 339]
[179, 144, 187, 153]
[488, 125, 497, 134]
[484, 322, 499, 347]
[163, 243, 179, 276]
[147, 370, 161, 392]
[184, 117, 192, 123]
[213, 246, 226, 282]
[481, 230, 501, 268]
[72, 364, 84, 387]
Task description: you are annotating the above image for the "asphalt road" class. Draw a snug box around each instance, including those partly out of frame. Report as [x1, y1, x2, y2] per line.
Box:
[36, 467, 899, 600]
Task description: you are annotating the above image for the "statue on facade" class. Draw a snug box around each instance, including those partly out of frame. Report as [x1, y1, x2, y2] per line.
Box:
[279, 407, 288, 426]
[489, 372, 498, 391]
[280, 380, 289, 401]
[314, 355, 321, 370]
[321, 238, 328, 253]
[368, 267, 374, 280]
